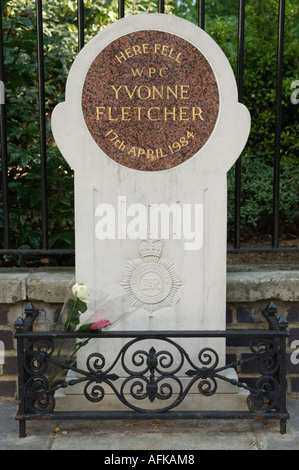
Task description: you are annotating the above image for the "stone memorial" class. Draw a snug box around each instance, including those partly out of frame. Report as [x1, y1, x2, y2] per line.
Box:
[52, 13, 250, 410]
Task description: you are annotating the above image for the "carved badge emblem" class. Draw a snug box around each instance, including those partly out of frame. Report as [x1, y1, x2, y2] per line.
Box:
[121, 240, 182, 313]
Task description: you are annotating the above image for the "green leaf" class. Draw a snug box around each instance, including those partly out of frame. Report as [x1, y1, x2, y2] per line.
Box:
[67, 298, 76, 310]
[69, 308, 80, 322]
[76, 299, 88, 314]
[78, 323, 93, 331]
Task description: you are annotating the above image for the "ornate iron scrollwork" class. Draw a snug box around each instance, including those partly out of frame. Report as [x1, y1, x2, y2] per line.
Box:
[245, 336, 282, 412]
[15, 301, 289, 438]
[21, 333, 283, 415]
[249, 337, 280, 375]
[185, 347, 219, 396]
[247, 375, 281, 413]
[24, 338, 55, 375]
[24, 375, 56, 413]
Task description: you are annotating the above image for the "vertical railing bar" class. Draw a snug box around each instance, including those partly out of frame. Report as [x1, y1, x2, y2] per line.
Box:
[77, 0, 84, 51]
[273, 0, 285, 248]
[237, 0, 245, 104]
[0, 0, 10, 249]
[118, 0, 125, 19]
[234, 0, 245, 250]
[198, 0, 205, 29]
[158, 0, 165, 14]
[36, 0, 48, 249]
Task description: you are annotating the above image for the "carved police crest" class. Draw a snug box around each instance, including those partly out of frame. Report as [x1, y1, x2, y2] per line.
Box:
[121, 240, 182, 312]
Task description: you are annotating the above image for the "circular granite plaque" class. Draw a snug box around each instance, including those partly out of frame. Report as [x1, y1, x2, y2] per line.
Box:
[82, 30, 219, 171]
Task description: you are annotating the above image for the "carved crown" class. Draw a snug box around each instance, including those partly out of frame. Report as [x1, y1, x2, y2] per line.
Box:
[138, 239, 163, 258]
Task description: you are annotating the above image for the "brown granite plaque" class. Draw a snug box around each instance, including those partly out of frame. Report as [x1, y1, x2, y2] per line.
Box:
[82, 30, 219, 171]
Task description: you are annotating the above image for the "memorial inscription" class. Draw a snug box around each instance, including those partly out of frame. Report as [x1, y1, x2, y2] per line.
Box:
[82, 30, 219, 171]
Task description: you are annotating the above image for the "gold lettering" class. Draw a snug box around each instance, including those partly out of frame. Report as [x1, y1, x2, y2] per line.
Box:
[147, 107, 160, 121]
[94, 106, 205, 122]
[115, 43, 181, 64]
[115, 51, 127, 63]
[168, 48, 176, 61]
[156, 148, 168, 158]
[146, 149, 155, 160]
[115, 43, 149, 64]
[160, 67, 168, 77]
[142, 43, 149, 54]
[108, 107, 118, 121]
[166, 85, 178, 99]
[137, 86, 151, 100]
[175, 52, 182, 63]
[110, 85, 122, 99]
[114, 139, 126, 151]
[179, 107, 189, 121]
[161, 45, 169, 56]
[121, 107, 131, 121]
[106, 130, 118, 141]
[180, 85, 190, 99]
[132, 44, 142, 55]
[148, 67, 156, 77]
[128, 146, 137, 157]
[133, 107, 145, 120]
[124, 47, 134, 58]
[152, 86, 164, 100]
[154, 44, 161, 54]
[137, 148, 146, 158]
[130, 68, 143, 77]
[192, 107, 204, 121]
[96, 107, 105, 120]
[164, 107, 176, 121]
[124, 85, 137, 99]
[111, 84, 190, 100]
[153, 44, 182, 62]
[118, 141, 126, 151]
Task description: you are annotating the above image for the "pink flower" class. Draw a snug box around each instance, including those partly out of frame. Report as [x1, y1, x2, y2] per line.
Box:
[90, 318, 112, 330]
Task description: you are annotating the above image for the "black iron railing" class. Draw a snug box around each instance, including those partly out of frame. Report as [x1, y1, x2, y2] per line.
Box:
[14, 302, 289, 438]
[0, 0, 296, 257]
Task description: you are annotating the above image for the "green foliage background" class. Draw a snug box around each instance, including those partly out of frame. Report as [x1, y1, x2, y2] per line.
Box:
[177, 0, 299, 241]
[0, 0, 298, 264]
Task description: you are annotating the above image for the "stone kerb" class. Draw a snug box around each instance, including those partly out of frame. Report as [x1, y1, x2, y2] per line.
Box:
[1, 265, 299, 307]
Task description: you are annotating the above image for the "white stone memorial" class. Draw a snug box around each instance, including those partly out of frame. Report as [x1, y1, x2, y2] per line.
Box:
[52, 13, 250, 410]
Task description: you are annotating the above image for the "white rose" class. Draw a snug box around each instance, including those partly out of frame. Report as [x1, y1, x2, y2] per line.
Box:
[72, 283, 89, 303]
